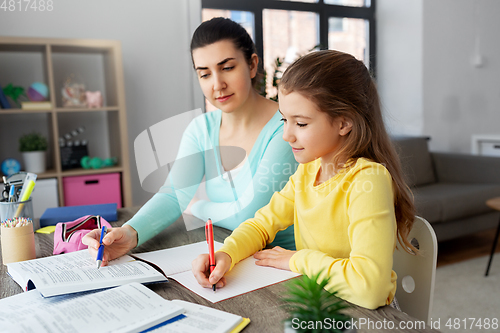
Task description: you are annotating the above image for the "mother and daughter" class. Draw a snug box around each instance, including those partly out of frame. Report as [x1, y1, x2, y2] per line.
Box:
[85, 17, 416, 310]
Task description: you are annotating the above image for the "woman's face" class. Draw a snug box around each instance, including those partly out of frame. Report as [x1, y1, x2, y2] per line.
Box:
[192, 40, 257, 113]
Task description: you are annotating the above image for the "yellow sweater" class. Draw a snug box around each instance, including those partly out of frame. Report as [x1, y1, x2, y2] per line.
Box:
[218, 158, 397, 309]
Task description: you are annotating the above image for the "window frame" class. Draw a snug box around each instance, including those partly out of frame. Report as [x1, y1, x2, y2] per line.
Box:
[201, 0, 377, 74]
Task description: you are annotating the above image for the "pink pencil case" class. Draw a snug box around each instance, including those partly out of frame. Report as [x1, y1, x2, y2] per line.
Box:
[53, 215, 111, 255]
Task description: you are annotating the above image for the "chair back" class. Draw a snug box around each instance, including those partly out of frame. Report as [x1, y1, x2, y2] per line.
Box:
[393, 216, 437, 324]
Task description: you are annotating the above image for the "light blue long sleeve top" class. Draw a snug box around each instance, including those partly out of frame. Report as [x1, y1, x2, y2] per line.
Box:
[125, 110, 298, 249]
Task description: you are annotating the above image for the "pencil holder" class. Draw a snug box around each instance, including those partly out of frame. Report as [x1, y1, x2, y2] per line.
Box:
[0, 199, 34, 223]
[1, 222, 36, 265]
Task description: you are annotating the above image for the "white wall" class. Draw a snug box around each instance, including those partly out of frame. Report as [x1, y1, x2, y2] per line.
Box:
[0, 0, 203, 206]
[378, 0, 500, 154]
[377, 0, 423, 137]
[423, 0, 500, 153]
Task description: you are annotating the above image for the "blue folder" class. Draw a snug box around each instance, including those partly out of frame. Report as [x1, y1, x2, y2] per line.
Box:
[0, 86, 11, 109]
[40, 203, 118, 227]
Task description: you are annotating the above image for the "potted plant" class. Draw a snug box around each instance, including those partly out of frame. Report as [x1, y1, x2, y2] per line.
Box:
[19, 132, 48, 174]
[282, 272, 355, 333]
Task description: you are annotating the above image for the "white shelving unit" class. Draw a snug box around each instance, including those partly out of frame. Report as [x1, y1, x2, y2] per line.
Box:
[0, 36, 132, 207]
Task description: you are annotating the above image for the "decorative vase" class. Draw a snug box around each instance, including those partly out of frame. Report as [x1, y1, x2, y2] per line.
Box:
[22, 151, 46, 174]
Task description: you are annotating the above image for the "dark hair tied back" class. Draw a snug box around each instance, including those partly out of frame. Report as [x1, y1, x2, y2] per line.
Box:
[191, 17, 260, 87]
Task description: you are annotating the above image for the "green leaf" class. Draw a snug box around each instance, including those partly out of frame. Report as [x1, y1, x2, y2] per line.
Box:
[19, 132, 48, 152]
[280, 271, 351, 332]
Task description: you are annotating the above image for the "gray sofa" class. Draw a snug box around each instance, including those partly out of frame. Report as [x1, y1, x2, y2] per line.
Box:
[392, 136, 500, 242]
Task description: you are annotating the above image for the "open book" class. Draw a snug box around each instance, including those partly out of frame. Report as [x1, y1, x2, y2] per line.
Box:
[0, 282, 250, 333]
[0, 282, 184, 333]
[7, 241, 299, 302]
[6, 250, 167, 297]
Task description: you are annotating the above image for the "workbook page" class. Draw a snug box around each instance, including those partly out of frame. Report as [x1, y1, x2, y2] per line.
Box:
[7, 250, 167, 297]
[7, 249, 134, 283]
[0, 283, 184, 333]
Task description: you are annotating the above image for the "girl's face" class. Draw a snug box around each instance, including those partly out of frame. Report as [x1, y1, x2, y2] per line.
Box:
[192, 40, 258, 113]
[278, 90, 352, 165]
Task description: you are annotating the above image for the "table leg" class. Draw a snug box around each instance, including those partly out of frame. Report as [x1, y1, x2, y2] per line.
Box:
[485, 215, 500, 277]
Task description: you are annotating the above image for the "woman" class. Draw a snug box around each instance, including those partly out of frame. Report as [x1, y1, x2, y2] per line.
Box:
[83, 17, 297, 265]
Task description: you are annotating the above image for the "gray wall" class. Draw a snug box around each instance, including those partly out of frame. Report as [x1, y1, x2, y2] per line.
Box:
[378, 0, 500, 154]
[423, 0, 500, 153]
[0, 0, 203, 206]
[377, 0, 423, 137]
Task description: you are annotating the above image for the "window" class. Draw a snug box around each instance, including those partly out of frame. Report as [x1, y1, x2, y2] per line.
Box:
[201, 0, 376, 100]
[328, 17, 369, 65]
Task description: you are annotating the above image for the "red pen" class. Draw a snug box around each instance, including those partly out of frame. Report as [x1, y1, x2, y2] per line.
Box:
[205, 218, 216, 292]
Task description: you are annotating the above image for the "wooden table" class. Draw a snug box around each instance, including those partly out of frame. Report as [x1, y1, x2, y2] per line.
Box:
[485, 197, 500, 276]
[1, 207, 440, 333]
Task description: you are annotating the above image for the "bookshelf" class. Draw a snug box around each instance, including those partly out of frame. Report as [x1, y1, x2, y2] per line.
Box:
[0, 36, 132, 207]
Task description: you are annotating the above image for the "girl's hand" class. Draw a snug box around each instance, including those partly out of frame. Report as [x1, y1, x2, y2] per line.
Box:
[192, 252, 232, 289]
[253, 246, 296, 271]
[81, 225, 138, 267]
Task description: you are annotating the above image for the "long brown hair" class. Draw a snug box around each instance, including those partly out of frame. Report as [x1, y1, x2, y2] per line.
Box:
[280, 50, 417, 254]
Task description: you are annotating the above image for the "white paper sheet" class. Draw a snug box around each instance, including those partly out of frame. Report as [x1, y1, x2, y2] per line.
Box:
[133, 241, 300, 303]
[132, 241, 223, 276]
[170, 256, 300, 303]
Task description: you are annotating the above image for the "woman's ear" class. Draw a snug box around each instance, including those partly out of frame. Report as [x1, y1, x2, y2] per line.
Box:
[339, 117, 353, 136]
[249, 53, 259, 79]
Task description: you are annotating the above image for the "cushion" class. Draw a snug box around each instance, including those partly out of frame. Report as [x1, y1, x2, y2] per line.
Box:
[392, 136, 436, 187]
[412, 183, 500, 224]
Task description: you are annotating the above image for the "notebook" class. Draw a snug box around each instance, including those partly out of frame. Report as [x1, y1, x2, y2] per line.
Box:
[132, 241, 301, 303]
[146, 300, 250, 333]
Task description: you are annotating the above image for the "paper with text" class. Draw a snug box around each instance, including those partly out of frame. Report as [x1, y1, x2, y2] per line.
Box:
[6, 250, 167, 297]
[0, 282, 184, 333]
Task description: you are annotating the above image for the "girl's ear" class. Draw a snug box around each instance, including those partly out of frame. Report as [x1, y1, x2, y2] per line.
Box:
[249, 54, 259, 79]
[339, 117, 353, 136]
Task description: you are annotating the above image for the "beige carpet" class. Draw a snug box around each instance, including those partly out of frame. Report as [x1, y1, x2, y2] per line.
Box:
[431, 255, 500, 333]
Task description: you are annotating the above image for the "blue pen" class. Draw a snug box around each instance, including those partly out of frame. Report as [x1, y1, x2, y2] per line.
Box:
[96, 225, 107, 269]
[8, 186, 15, 202]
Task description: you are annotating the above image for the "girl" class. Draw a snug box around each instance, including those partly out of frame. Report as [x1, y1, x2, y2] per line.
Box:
[192, 50, 417, 310]
[83, 17, 297, 265]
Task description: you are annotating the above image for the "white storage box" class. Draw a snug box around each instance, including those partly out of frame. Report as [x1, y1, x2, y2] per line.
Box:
[1, 178, 58, 229]
[31, 178, 59, 220]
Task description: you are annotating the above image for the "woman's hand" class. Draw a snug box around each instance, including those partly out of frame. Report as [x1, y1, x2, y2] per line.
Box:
[253, 246, 296, 271]
[81, 225, 138, 267]
[192, 251, 232, 289]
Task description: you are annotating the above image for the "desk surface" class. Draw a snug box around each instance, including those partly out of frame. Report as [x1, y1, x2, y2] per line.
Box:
[1, 207, 439, 333]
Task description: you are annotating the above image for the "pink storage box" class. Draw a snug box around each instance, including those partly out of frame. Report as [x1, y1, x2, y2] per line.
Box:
[63, 173, 122, 208]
